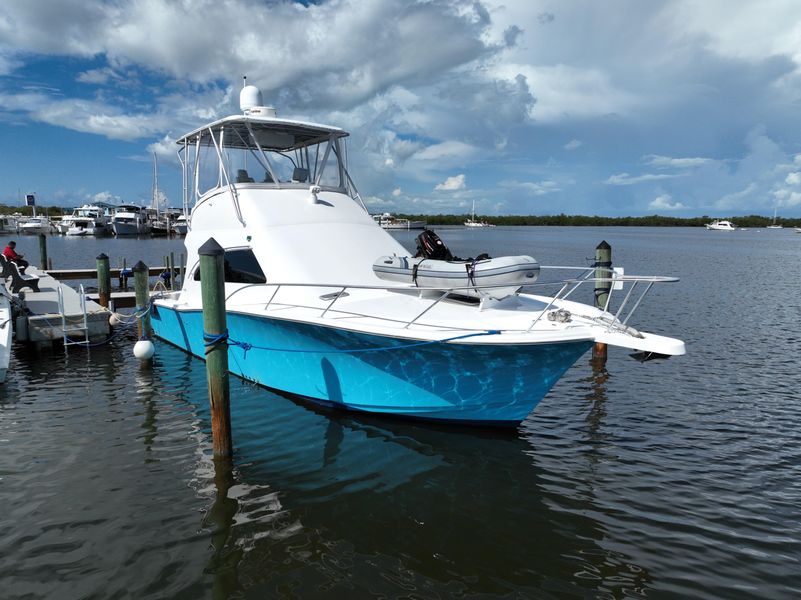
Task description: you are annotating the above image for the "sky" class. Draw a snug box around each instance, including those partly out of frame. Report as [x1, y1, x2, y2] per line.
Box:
[2, 0, 801, 217]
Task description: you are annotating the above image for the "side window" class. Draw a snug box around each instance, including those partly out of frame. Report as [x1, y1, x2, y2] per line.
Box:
[192, 249, 266, 284]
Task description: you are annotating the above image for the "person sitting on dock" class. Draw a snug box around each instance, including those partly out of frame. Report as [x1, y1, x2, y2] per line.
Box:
[3, 241, 28, 273]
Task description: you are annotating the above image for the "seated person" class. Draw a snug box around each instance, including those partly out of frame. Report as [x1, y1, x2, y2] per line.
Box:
[3, 240, 29, 273]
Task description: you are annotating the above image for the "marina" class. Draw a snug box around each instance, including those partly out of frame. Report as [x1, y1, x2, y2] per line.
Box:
[1, 226, 799, 598]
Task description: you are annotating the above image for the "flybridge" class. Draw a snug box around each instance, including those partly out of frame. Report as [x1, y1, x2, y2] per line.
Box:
[176, 82, 359, 209]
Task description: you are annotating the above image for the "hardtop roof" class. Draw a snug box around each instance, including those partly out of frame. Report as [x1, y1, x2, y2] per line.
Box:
[176, 114, 348, 151]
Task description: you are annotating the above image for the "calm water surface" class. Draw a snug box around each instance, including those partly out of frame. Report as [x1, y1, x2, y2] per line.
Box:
[1, 228, 799, 599]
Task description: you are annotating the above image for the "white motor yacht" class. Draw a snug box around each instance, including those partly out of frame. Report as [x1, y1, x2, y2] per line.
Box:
[705, 220, 736, 231]
[18, 216, 54, 235]
[372, 213, 427, 230]
[150, 81, 685, 426]
[61, 204, 112, 236]
[112, 204, 151, 235]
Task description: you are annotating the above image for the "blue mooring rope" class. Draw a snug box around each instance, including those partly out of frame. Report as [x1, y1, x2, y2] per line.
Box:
[203, 329, 501, 358]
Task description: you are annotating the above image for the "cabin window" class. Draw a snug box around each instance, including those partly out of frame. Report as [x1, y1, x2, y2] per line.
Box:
[193, 248, 266, 284]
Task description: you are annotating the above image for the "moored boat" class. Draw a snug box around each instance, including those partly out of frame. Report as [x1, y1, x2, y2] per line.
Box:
[705, 220, 736, 231]
[0, 282, 10, 383]
[112, 204, 151, 235]
[149, 80, 685, 426]
[372, 213, 427, 230]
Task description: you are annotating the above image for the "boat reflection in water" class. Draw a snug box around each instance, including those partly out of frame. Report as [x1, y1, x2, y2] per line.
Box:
[184, 362, 650, 599]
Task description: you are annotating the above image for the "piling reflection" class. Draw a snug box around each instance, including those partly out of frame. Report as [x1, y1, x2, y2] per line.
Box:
[585, 355, 610, 438]
[203, 457, 243, 600]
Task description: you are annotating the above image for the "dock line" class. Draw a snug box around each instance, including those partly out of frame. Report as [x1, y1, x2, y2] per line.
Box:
[203, 329, 502, 358]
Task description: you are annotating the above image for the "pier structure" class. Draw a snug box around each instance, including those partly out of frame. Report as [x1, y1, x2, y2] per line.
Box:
[13, 268, 111, 347]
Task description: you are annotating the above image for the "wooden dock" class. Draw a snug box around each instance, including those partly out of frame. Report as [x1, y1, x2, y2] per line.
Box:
[44, 267, 165, 280]
[15, 269, 112, 345]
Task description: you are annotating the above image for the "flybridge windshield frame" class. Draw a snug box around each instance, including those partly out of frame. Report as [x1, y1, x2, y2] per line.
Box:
[177, 115, 362, 208]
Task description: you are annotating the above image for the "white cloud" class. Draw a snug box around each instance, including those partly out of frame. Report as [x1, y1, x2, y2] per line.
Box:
[435, 174, 466, 191]
[496, 63, 639, 123]
[785, 172, 801, 185]
[604, 172, 681, 186]
[564, 139, 582, 150]
[500, 179, 560, 195]
[392, 187, 402, 197]
[649, 194, 685, 210]
[645, 154, 714, 168]
[415, 141, 479, 161]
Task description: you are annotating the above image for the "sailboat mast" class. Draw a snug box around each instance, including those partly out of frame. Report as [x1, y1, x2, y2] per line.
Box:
[152, 152, 160, 216]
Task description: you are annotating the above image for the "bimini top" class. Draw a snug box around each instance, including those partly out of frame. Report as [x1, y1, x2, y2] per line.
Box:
[176, 114, 349, 152]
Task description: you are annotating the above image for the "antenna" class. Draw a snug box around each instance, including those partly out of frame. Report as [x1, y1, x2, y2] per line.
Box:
[243, 75, 247, 89]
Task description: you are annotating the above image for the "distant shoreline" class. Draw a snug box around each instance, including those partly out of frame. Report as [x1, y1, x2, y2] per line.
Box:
[388, 214, 801, 228]
[3, 205, 798, 229]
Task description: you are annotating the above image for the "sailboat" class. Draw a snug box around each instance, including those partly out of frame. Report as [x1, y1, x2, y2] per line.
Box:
[149, 153, 171, 236]
[464, 200, 494, 227]
[767, 208, 783, 229]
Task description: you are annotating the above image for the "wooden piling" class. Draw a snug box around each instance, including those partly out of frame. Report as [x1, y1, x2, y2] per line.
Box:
[133, 261, 151, 338]
[96, 253, 111, 308]
[593, 241, 612, 360]
[38, 234, 48, 270]
[199, 238, 232, 458]
[169, 251, 175, 290]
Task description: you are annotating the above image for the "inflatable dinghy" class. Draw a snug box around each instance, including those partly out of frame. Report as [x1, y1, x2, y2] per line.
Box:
[373, 254, 539, 299]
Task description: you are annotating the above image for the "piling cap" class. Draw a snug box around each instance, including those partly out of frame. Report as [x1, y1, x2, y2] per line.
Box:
[132, 260, 149, 272]
[596, 240, 611, 250]
[199, 237, 224, 256]
[96, 253, 108, 260]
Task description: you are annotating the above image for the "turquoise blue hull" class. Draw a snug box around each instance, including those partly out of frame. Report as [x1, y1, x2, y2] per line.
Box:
[150, 306, 591, 425]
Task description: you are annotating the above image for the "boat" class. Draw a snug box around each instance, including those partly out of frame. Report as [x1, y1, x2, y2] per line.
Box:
[0, 282, 10, 383]
[0, 215, 18, 233]
[62, 204, 112, 236]
[705, 220, 736, 231]
[372, 213, 427, 230]
[149, 80, 685, 426]
[148, 153, 172, 236]
[795, 228, 801, 233]
[464, 200, 494, 227]
[767, 208, 783, 229]
[18, 216, 54, 235]
[112, 204, 151, 235]
[171, 213, 189, 235]
[373, 249, 539, 300]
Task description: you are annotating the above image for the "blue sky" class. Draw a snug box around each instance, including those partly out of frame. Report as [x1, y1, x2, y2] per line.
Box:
[2, 0, 801, 217]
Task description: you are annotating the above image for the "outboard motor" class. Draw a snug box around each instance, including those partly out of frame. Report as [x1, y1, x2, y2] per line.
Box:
[415, 229, 453, 261]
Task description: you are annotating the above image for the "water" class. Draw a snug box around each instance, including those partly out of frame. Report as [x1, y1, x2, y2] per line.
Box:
[1, 228, 799, 599]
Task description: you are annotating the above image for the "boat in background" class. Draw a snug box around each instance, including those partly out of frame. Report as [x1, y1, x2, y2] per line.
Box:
[18, 216, 54, 234]
[112, 204, 151, 235]
[62, 204, 112, 236]
[171, 212, 189, 235]
[0, 282, 10, 383]
[372, 213, 426, 230]
[464, 200, 494, 227]
[0, 215, 18, 233]
[705, 220, 736, 231]
[149, 80, 685, 426]
[767, 208, 783, 229]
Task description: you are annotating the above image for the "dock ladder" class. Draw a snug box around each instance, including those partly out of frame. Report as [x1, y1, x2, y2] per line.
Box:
[57, 283, 90, 347]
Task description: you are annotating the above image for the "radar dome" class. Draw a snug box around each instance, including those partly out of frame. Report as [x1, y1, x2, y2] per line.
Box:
[240, 85, 263, 113]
